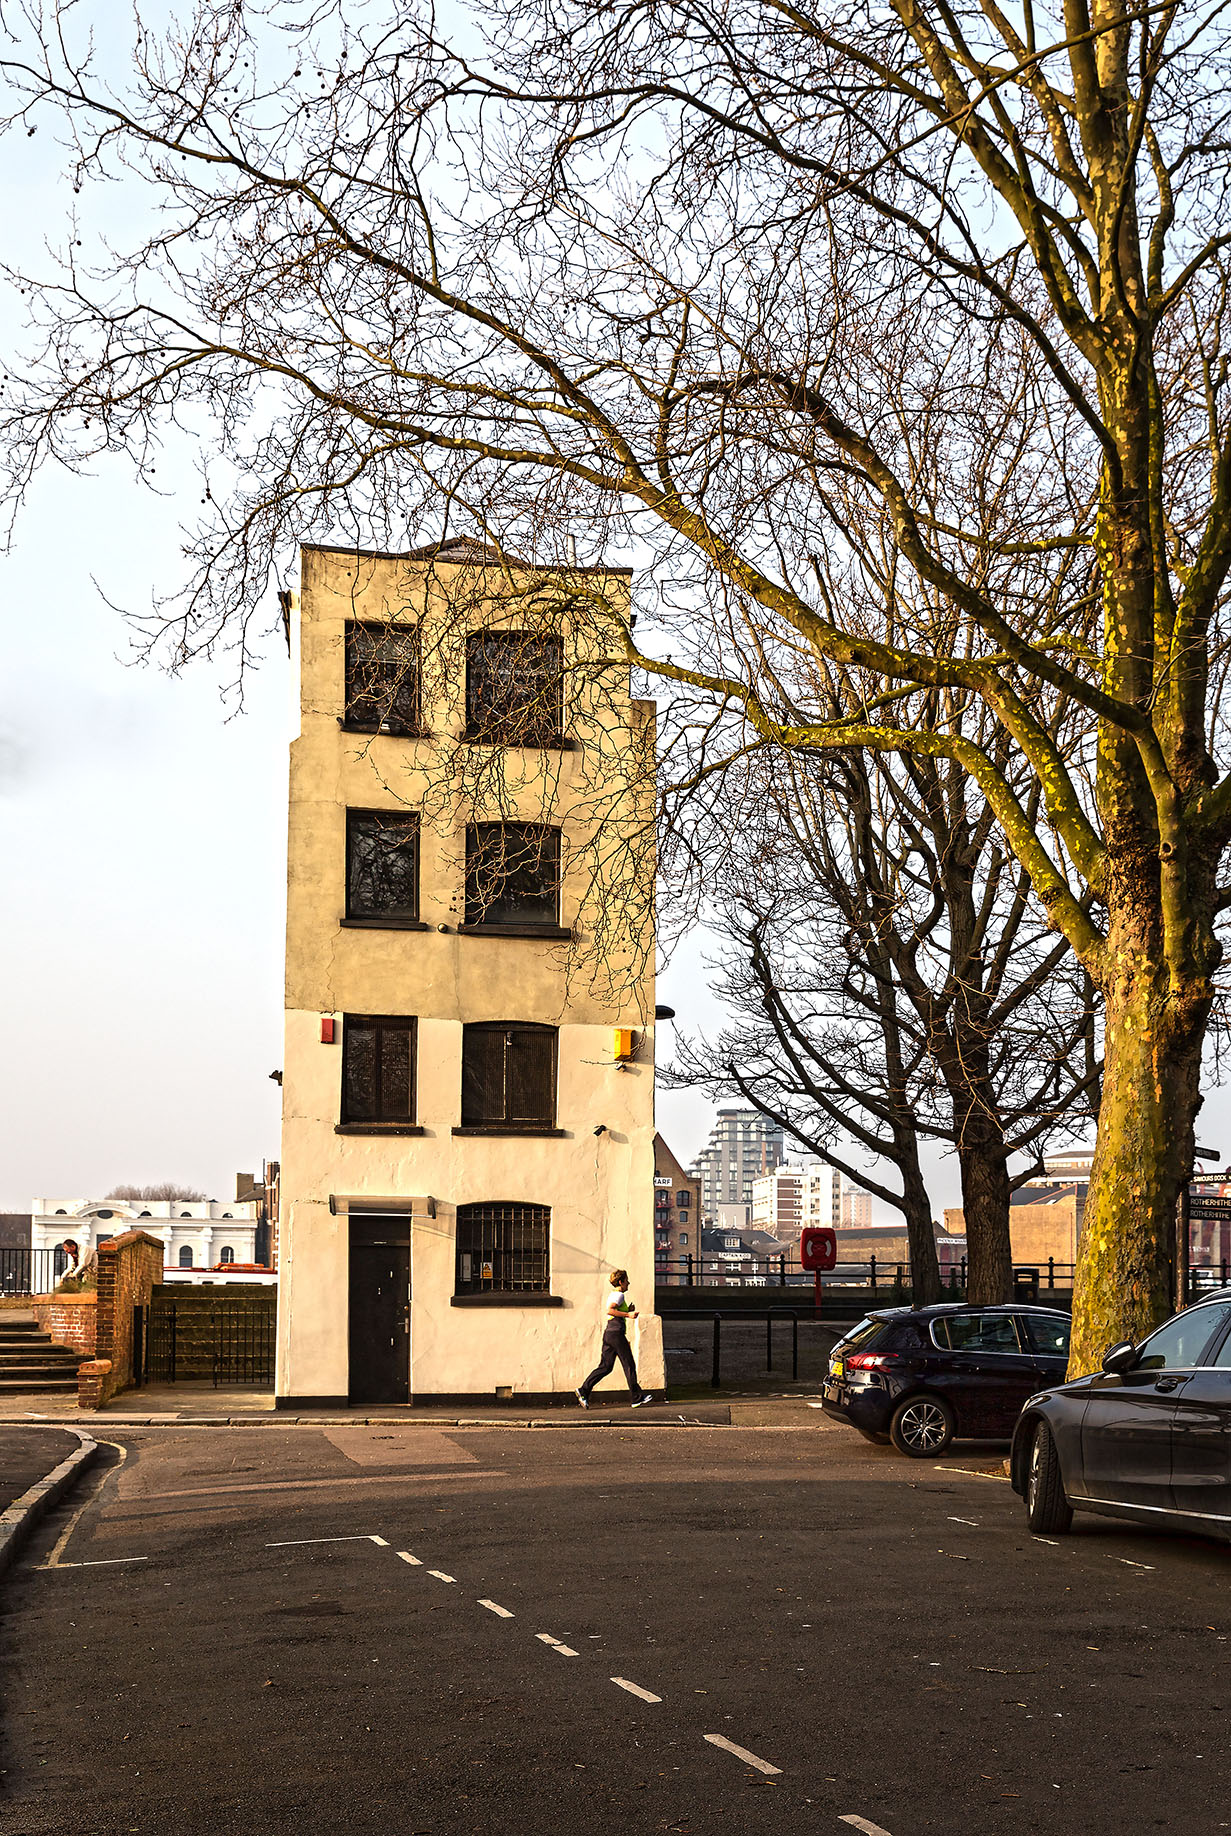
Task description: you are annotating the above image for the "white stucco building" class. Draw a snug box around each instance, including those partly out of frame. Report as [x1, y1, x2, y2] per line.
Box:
[32, 1199, 259, 1272]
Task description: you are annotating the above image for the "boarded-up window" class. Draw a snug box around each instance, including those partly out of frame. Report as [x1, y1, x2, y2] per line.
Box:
[461, 1024, 556, 1127]
[455, 1202, 550, 1294]
[465, 824, 560, 926]
[465, 632, 563, 744]
[346, 810, 420, 919]
[344, 622, 421, 733]
[342, 1015, 417, 1123]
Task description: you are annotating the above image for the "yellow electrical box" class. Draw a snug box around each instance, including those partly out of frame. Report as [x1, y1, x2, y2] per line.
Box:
[613, 1028, 635, 1062]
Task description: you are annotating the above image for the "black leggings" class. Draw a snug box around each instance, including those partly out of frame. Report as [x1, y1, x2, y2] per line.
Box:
[580, 1323, 640, 1397]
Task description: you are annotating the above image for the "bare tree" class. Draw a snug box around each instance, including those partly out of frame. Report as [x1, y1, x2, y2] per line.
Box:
[672, 727, 1100, 1304]
[105, 1183, 206, 1202]
[4, 0, 1231, 1366]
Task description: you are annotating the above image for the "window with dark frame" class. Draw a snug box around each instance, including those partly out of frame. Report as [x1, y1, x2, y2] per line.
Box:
[455, 1202, 550, 1295]
[465, 823, 561, 928]
[344, 621, 422, 734]
[465, 631, 564, 744]
[461, 1023, 556, 1128]
[346, 809, 420, 921]
[342, 1015, 417, 1125]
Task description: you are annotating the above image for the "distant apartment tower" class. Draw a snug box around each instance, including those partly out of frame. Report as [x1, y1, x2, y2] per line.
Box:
[692, 1110, 784, 1218]
[752, 1161, 838, 1242]
[842, 1188, 873, 1229]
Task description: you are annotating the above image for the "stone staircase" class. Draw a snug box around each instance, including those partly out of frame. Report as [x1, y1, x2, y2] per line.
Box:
[0, 1313, 86, 1394]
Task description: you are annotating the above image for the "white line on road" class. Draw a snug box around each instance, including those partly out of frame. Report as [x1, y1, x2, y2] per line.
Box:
[839, 1815, 896, 1835]
[947, 1516, 978, 1526]
[703, 1734, 782, 1776]
[266, 1534, 388, 1548]
[397, 1551, 422, 1565]
[41, 1557, 149, 1569]
[536, 1633, 579, 1656]
[41, 1437, 129, 1569]
[479, 1598, 514, 1617]
[428, 1569, 456, 1583]
[936, 1466, 1010, 1482]
[611, 1677, 662, 1702]
[1110, 1556, 1155, 1570]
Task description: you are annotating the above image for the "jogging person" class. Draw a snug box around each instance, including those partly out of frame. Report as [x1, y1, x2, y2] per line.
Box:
[576, 1269, 654, 1408]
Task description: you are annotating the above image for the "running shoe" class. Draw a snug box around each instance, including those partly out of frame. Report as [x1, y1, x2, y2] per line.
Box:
[631, 1392, 654, 1408]
[575, 1388, 589, 1409]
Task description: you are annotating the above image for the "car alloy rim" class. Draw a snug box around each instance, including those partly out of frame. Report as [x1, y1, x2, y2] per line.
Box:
[899, 1400, 947, 1450]
[1029, 1430, 1043, 1507]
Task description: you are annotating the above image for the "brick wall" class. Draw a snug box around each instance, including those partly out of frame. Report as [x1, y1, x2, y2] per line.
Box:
[82, 1230, 165, 1409]
[30, 1294, 97, 1357]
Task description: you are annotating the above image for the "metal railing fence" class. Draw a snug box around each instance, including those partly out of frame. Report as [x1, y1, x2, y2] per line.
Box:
[654, 1252, 1079, 1297]
[0, 1247, 73, 1296]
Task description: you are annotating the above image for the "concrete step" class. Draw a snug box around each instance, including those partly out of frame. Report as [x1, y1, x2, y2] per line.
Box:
[0, 1356, 85, 1373]
[0, 1377, 81, 1393]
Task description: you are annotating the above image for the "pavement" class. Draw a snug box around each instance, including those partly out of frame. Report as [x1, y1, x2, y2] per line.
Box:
[1, 1385, 828, 1428]
[0, 1430, 83, 1515]
[2, 1419, 1229, 1834]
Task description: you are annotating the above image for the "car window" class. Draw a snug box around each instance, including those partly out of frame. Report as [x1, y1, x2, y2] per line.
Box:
[934, 1312, 1020, 1353]
[832, 1318, 890, 1355]
[1021, 1314, 1071, 1357]
[1135, 1302, 1231, 1371]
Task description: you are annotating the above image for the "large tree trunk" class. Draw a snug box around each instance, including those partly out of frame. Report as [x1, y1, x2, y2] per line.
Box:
[958, 1131, 1014, 1304]
[900, 1152, 941, 1306]
[1068, 922, 1211, 1375]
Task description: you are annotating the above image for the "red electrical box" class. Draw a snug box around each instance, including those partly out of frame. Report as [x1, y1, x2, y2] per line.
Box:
[800, 1226, 837, 1272]
[320, 1017, 336, 1044]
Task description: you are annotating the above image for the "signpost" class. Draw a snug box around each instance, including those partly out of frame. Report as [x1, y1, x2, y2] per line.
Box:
[1180, 1166, 1231, 1305]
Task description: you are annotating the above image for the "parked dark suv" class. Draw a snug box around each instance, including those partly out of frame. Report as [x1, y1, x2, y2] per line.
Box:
[821, 1303, 1071, 1456]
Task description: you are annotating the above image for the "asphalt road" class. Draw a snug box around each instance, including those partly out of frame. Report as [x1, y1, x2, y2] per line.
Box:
[1, 1420, 1229, 1835]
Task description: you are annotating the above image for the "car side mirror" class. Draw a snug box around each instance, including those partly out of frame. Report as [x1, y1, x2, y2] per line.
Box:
[1101, 1339, 1138, 1375]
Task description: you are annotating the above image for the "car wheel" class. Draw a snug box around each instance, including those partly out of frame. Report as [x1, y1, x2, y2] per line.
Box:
[855, 1428, 891, 1445]
[889, 1394, 954, 1457]
[1025, 1420, 1073, 1534]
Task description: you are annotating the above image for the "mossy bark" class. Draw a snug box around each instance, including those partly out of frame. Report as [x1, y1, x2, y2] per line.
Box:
[1068, 910, 1213, 1376]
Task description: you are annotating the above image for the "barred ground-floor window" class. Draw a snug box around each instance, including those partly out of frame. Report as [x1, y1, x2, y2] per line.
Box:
[455, 1202, 550, 1295]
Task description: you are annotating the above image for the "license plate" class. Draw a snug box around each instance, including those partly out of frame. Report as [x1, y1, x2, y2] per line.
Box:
[829, 1357, 844, 1379]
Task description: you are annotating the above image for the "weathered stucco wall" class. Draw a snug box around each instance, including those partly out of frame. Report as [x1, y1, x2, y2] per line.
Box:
[278, 544, 660, 1403]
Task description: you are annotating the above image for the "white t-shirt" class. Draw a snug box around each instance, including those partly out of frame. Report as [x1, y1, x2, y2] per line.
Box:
[607, 1291, 634, 1327]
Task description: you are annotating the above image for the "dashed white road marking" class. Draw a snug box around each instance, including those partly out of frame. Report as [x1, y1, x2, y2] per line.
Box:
[536, 1633, 579, 1656]
[947, 1516, 978, 1526]
[428, 1569, 456, 1583]
[42, 1557, 149, 1569]
[266, 1534, 389, 1548]
[839, 1815, 896, 1835]
[479, 1598, 514, 1617]
[1110, 1556, 1154, 1570]
[703, 1734, 782, 1776]
[397, 1551, 422, 1566]
[611, 1677, 661, 1702]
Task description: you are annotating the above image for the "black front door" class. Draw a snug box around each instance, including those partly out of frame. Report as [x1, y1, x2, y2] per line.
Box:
[348, 1217, 410, 1404]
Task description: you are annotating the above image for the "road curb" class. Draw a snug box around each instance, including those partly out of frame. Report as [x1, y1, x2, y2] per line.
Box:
[0, 1431, 99, 1581]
